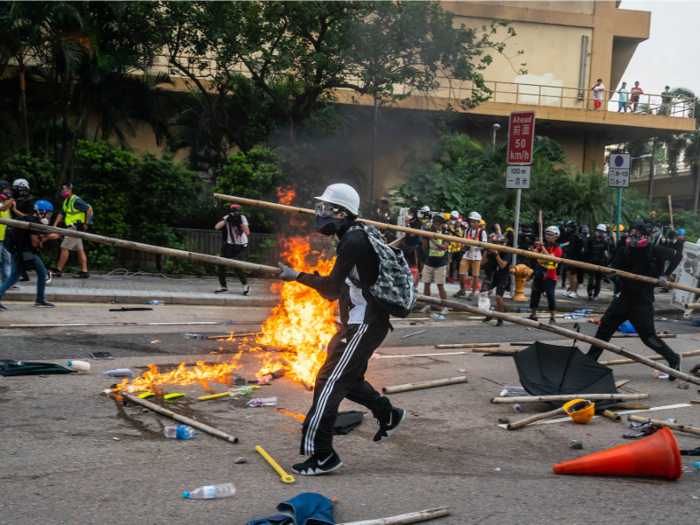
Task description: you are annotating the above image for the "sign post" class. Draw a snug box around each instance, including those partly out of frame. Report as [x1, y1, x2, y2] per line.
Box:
[507, 111, 536, 268]
[608, 153, 631, 244]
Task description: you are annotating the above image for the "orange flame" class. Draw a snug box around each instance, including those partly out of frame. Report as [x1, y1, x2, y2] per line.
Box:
[115, 352, 243, 393]
[277, 185, 297, 205]
[256, 238, 337, 386]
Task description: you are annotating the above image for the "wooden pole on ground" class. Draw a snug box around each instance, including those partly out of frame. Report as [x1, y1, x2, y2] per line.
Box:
[123, 393, 238, 443]
[600, 349, 700, 366]
[628, 414, 700, 437]
[434, 343, 500, 349]
[382, 376, 468, 394]
[668, 195, 674, 230]
[472, 348, 518, 354]
[492, 393, 649, 404]
[338, 507, 451, 525]
[212, 194, 700, 295]
[600, 410, 622, 422]
[417, 294, 700, 386]
[0, 218, 283, 276]
[507, 407, 565, 430]
[611, 333, 676, 339]
[608, 403, 650, 410]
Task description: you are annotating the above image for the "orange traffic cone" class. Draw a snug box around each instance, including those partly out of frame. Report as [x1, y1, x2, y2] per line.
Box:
[553, 427, 682, 479]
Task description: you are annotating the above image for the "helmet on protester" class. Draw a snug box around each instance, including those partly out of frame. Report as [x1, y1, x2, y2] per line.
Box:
[629, 218, 652, 235]
[12, 178, 29, 189]
[679, 229, 686, 235]
[450, 210, 459, 219]
[314, 183, 360, 216]
[0, 179, 10, 189]
[567, 220, 577, 228]
[468, 211, 482, 221]
[443, 213, 450, 221]
[491, 233, 506, 244]
[596, 224, 606, 232]
[34, 200, 53, 212]
[563, 399, 595, 424]
[432, 213, 445, 225]
[421, 205, 430, 213]
[545, 226, 560, 238]
[479, 220, 486, 226]
[581, 226, 590, 234]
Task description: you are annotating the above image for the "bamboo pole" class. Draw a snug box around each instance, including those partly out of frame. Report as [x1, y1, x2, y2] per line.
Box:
[434, 343, 501, 349]
[338, 507, 451, 525]
[0, 218, 282, 276]
[213, 194, 700, 295]
[600, 349, 700, 366]
[401, 330, 426, 339]
[472, 348, 517, 354]
[611, 333, 676, 339]
[685, 303, 700, 309]
[206, 332, 260, 340]
[615, 379, 630, 388]
[628, 415, 700, 437]
[507, 407, 565, 430]
[492, 393, 649, 404]
[123, 393, 238, 443]
[417, 295, 700, 386]
[608, 403, 650, 410]
[601, 410, 622, 422]
[382, 376, 468, 394]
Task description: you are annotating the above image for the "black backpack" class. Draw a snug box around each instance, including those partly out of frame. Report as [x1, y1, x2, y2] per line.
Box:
[4, 223, 27, 255]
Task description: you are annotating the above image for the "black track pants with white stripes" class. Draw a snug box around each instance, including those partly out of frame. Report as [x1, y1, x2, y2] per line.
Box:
[300, 323, 392, 457]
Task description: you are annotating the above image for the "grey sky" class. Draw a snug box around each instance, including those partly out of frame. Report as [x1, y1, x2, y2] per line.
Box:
[619, 1, 700, 95]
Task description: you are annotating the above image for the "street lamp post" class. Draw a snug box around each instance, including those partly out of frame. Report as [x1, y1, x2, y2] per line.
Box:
[492, 123, 500, 146]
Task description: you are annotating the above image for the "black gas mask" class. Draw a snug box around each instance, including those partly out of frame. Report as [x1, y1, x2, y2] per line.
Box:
[314, 201, 345, 236]
[226, 205, 242, 227]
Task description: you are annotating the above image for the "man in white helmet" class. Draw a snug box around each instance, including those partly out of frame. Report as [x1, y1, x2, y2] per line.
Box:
[278, 183, 406, 476]
[454, 211, 487, 299]
[528, 226, 563, 324]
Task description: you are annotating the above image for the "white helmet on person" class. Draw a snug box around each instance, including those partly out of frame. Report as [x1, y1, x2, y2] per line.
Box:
[12, 178, 29, 189]
[596, 223, 606, 232]
[314, 183, 360, 216]
[450, 210, 459, 219]
[421, 205, 430, 212]
[468, 211, 482, 221]
[545, 226, 560, 238]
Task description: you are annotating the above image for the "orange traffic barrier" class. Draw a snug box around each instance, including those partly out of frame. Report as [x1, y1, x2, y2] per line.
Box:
[553, 427, 682, 479]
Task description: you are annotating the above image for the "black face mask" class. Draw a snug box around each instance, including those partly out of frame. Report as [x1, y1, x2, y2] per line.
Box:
[315, 215, 345, 236]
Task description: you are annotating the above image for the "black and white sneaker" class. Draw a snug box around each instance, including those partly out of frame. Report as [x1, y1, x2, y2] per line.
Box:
[668, 354, 682, 382]
[242, 285, 250, 296]
[373, 407, 406, 444]
[34, 300, 55, 308]
[292, 452, 342, 476]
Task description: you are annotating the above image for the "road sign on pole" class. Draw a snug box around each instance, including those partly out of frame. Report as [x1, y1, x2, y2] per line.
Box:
[506, 165, 531, 189]
[608, 153, 631, 188]
[507, 111, 536, 165]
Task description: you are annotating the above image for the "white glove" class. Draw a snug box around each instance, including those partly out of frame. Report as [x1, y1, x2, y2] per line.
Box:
[657, 275, 669, 288]
[278, 262, 300, 282]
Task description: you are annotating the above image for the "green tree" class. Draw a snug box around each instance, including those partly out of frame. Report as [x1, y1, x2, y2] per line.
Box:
[665, 87, 700, 210]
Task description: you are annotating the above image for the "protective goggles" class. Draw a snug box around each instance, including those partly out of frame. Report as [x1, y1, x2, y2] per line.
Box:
[315, 201, 337, 217]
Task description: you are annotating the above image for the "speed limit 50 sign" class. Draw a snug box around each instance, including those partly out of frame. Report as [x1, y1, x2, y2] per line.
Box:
[507, 111, 536, 165]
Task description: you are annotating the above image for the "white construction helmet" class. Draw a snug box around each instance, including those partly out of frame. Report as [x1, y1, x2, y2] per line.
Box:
[450, 210, 459, 219]
[315, 183, 360, 216]
[12, 178, 29, 189]
[545, 225, 560, 237]
[596, 223, 607, 232]
[468, 211, 482, 221]
[421, 205, 430, 212]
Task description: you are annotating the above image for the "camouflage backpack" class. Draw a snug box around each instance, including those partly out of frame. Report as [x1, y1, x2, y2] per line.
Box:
[347, 224, 417, 318]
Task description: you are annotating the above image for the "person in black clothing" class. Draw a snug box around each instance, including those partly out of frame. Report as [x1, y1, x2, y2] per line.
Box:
[400, 207, 421, 283]
[213, 204, 251, 296]
[566, 222, 587, 298]
[560, 220, 577, 289]
[555, 218, 568, 279]
[660, 230, 686, 292]
[278, 183, 406, 476]
[587, 218, 683, 378]
[586, 224, 610, 300]
[481, 233, 511, 327]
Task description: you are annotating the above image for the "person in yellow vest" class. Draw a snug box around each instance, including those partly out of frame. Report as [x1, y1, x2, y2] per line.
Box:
[528, 226, 563, 325]
[419, 214, 450, 315]
[0, 180, 14, 285]
[50, 182, 92, 278]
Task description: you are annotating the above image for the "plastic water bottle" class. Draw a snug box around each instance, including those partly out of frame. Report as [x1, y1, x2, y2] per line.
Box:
[511, 403, 522, 413]
[148, 300, 165, 306]
[103, 368, 133, 378]
[431, 313, 445, 321]
[246, 397, 278, 407]
[67, 360, 91, 372]
[183, 483, 235, 499]
[229, 386, 259, 398]
[185, 333, 205, 340]
[164, 425, 196, 439]
[221, 320, 233, 326]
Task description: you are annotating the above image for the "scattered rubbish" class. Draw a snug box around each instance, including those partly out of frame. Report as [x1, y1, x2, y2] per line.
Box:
[90, 352, 114, 360]
[401, 330, 427, 339]
[600, 410, 622, 422]
[164, 425, 196, 439]
[554, 427, 681, 479]
[148, 300, 165, 306]
[628, 415, 700, 437]
[511, 403, 523, 413]
[122, 399, 131, 407]
[198, 391, 231, 402]
[519, 308, 531, 313]
[67, 360, 90, 373]
[508, 406, 565, 430]
[233, 376, 246, 385]
[588, 318, 601, 325]
[615, 379, 630, 388]
[234, 457, 248, 464]
[435, 343, 500, 349]
[138, 392, 154, 399]
[334, 411, 364, 435]
[382, 376, 468, 394]
[109, 307, 153, 312]
[498, 417, 510, 424]
[221, 320, 234, 325]
[247, 397, 278, 407]
[499, 386, 527, 397]
[164, 393, 186, 401]
[113, 437, 120, 441]
[665, 417, 678, 424]
[0, 360, 75, 376]
[570, 440, 583, 450]
[494, 467, 501, 471]
[619, 321, 637, 334]
[692, 364, 700, 378]
[679, 382, 690, 390]
[654, 370, 670, 379]
[255, 445, 295, 483]
[431, 313, 445, 321]
[230, 385, 260, 398]
[185, 333, 205, 340]
[410, 322, 416, 325]
[250, 369, 286, 385]
[656, 318, 682, 323]
[183, 483, 235, 499]
[458, 368, 468, 373]
[247, 493, 337, 525]
[151, 340, 162, 344]
[103, 368, 133, 378]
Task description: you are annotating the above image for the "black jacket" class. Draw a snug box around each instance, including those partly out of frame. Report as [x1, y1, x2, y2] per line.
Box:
[611, 243, 682, 304]
[297, 220, 390, 327]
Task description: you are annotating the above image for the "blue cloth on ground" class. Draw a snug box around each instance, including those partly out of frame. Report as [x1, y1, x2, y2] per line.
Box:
[247, 492, 335, 525]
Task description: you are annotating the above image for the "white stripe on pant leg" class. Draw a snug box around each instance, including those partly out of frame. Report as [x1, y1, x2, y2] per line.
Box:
[304, 324, 368, 455]
[304, 324, 367, 455]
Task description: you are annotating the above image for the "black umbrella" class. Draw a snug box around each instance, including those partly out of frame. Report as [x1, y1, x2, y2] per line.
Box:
[512, 341, 619, 410]
[0, 360, 75, 376]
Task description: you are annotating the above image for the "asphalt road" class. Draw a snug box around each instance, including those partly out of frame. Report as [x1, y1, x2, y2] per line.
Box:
[1, 303, 700, 524]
